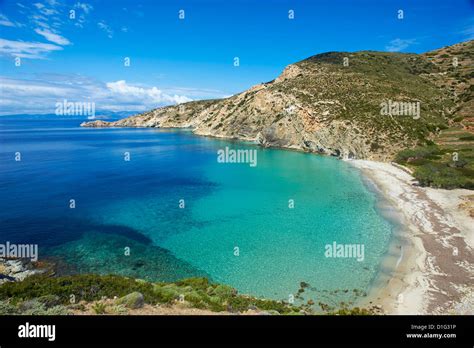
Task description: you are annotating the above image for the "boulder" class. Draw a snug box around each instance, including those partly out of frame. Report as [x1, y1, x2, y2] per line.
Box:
[115, 292, 144, 309]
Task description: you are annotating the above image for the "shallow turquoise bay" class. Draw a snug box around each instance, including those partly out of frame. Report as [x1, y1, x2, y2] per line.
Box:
[0, 117, 394, 306]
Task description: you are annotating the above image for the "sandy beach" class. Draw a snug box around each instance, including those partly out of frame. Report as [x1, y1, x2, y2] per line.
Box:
[348, 160, 474, 315]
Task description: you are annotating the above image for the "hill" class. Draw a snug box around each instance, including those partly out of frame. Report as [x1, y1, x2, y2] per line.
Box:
[82, 41, 473, 174]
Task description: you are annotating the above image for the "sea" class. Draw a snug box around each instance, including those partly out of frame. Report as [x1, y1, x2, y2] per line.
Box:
[0, 115, 396, 307]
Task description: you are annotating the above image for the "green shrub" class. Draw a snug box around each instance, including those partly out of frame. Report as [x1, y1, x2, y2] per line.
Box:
[37, 295, 61, 308]
[0, 300, 18, 315]
[19, 299, 46, 315]
[437, 123, 448, 130]
[91, 302, 107, 315]
[211, 284, 235, 299]
[227, 296, 253, 312]
[395, 143, 474, 189]
[175, 277, 210, 291]
[152, 284, 181, 303]
[395, 146, 443, 163]
[109, 304, 128, 315]
[0, 274, 304, 314]
[183, 291, 209, 310]
[0, 274, 156, 305]
[45, 305, 69, 315]
[331, 307, 372, 315]
[413, 164, 474, 189]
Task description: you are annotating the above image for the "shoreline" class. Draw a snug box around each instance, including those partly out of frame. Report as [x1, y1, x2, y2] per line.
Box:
[80, 124, 474, 314]
[4, 120, 473, 314]
[347, 159, 474, 314]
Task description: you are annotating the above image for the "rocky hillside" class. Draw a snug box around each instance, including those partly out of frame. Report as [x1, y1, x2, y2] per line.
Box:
[392, 41, 474, 189]
[422, 40, 473, 123]
[82, 41, 473, 161]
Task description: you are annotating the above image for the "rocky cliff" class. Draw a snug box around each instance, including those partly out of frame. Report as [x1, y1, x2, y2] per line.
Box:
[82, 40, 473, 161]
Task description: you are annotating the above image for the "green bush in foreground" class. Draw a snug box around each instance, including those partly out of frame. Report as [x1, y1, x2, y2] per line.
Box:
[0, 300, 18, 315]
[2, 298, 70, 315]
[91, 302, 107, 315]
[0, 274, 155, 305]
[0, 274, 377, 315]
[0, 274, 302, 315]
[331, 307, 372, 315]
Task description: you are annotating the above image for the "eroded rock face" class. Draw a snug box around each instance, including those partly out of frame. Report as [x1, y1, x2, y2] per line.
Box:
[82, 42, 472, 161]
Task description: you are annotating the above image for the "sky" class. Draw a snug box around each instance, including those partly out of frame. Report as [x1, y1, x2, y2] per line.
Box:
[0, 0, 473, 116]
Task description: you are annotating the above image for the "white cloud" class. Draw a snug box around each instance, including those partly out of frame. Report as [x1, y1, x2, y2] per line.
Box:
[31, 14, 50, 28]
[33, 2, 58, 16]
[98, 21, 113, 38]
[34, 28, 71, 45]
[0, 38, 63, 59]
[74, 14, 86, 28]
[0, 14, 18, 27]
[74, 2, 93, 14]
[385, 38, 417, 52]
[107, 80, 193, 105]
[3, 1, 73, 59]
[0, 75, 194, 115]
[45, 0, 60, 6]
[165, 86, 229, 99]
[71, 2, 93, 28]
[1, 77, 76, 98]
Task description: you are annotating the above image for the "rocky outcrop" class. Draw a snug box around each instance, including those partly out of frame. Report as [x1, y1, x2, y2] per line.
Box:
[0, 258, 50, 285]
[80, 120, 112, 128]
[82, 41, 473, 161]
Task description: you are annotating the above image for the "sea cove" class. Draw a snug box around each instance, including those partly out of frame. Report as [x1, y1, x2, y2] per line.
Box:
[0, 116, 395, 307]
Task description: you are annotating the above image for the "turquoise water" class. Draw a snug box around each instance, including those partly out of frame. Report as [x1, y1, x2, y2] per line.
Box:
[0, 116, 393, 306]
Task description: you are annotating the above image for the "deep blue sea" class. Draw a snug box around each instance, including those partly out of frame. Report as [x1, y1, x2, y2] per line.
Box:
[0, 116, 395, 306]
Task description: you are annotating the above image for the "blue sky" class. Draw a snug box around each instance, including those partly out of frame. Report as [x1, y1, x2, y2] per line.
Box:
[0, 0, 473, 115]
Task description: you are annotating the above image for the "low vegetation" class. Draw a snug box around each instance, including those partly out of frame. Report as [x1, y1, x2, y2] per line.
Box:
[395, 137, 474, 189]
[397, 40, 474, 189]
[0, 274, 377, 315]
[0, 274, 303, 315]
